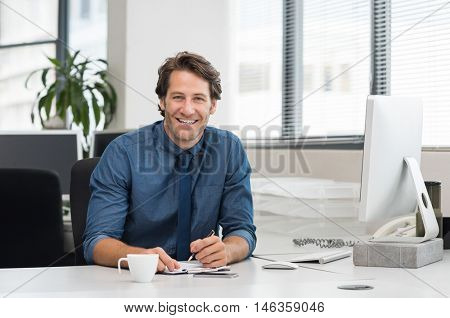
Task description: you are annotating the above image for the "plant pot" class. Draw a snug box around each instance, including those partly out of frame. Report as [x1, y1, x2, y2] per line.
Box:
[43, 116, 67, 129]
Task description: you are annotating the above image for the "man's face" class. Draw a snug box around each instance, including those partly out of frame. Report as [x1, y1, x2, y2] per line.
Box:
[160, 70, 217, 149]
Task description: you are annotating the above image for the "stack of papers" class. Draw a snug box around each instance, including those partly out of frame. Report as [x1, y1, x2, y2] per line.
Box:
[255, 250, 352, 264]
[162, 261, 231, 275]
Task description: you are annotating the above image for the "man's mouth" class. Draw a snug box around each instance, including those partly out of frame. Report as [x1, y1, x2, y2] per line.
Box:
[176, 118, 198, 125]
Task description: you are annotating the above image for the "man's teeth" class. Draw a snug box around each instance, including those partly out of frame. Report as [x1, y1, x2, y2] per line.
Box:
[179, 119, 196, 124]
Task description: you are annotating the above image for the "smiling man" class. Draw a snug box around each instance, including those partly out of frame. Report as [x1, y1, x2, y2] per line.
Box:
[83, 52, 256, 272]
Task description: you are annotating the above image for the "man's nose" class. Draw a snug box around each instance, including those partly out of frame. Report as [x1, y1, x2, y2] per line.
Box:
[180, 99, 195, 116]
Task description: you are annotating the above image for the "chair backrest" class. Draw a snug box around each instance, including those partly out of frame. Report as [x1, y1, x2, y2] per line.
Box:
[70, 157, 100, 265]
[0, 169, 64, 268]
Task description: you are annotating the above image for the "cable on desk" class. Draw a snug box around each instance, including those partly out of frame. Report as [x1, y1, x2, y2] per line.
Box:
[293, 238, 358, 248]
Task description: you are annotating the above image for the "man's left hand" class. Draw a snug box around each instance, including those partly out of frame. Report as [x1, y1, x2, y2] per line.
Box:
[190, 236, 229, 268]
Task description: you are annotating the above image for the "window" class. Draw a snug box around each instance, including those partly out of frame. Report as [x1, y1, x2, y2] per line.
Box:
[240, 0, 450, 147]
[237, 0, 371, 140]
[69, 0, 107, 60]
[236, 0, 283, 138]
[0, 0, 58, 130]
[0, 0, 107, 130]
[285, 0, 371, 139]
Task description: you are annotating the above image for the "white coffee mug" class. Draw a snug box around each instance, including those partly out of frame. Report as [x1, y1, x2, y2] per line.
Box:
[117, 254, 159, 283]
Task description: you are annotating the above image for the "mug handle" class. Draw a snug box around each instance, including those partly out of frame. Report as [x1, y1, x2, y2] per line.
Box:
[118, 257, 128, 274]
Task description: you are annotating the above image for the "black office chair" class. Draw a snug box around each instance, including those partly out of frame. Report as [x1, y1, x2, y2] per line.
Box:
[70, 157, 100, 265]
[0, 169, 65, 268]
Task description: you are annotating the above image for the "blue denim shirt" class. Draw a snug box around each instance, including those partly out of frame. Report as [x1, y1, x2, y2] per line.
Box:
[83, 121, 256, 264]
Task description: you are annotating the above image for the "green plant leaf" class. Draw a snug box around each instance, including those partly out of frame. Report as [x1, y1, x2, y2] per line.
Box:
[65, 78, 71, 110]
[37, 94, 47, 114]
[67, 50, 81, 68]
[25, 68, 46, 88]
[80, 98, 90, 137]
[41, 68, 49, 88]
[95, 83, 113, 127]
[70, 81, 83, 124]
[91, 91, 101, 127]
[30, 91, 41, 123]
[56, 89, 66, 120]
[72, 50, 81, 66]
[47, 56, 61, 68]
[37, 93, 50, 125]
[44, 85, 56, 118]
[78, 63, 88, 83]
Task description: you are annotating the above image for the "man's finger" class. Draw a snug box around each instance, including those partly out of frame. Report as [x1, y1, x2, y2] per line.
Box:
[150, 247, 179, 271]
[198, 251, 227, 268]
[157, 259, 166, 272]
[190, 236, 219, 253]
[195, 241, 223, 260]
[189, 239, 203, 252]
[204, 259, 227, 268]
[158, 252, 178, 271]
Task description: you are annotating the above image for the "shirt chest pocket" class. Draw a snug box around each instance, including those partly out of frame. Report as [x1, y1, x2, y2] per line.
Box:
[192, 184, 222, 221]
[130, 178, 177, 219]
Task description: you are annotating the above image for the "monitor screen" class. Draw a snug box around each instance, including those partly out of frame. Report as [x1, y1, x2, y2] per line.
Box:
[0, 131, 82, 194]
[359, 95, 423, 232]
[92, 130, 130, 157]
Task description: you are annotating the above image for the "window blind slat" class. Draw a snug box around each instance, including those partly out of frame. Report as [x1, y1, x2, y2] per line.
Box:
[390, 0, 450, 146]
[298, 0, 370, 137]
[237, 0, 283, 139]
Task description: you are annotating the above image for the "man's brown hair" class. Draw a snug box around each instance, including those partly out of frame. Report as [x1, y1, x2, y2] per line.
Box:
[155, 51, 222, 117]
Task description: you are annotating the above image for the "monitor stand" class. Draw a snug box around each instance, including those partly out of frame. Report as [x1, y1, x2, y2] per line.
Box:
[370, 157, 439, 243]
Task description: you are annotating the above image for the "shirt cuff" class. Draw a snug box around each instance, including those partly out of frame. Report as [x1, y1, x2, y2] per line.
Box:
[83, 234, 110, 265]
[224, 229, 256, 258]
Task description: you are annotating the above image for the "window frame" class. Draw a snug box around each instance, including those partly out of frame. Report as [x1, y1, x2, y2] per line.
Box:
[0, 0, 69, 84]
[0, 0, 68, 129]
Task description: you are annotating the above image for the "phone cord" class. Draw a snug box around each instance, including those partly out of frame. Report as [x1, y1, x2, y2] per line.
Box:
[293, 238, 357, 248]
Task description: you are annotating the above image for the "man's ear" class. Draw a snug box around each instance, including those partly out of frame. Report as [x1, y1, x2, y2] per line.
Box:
[210, 99, 217, 115]
[159, 98, 165, 110]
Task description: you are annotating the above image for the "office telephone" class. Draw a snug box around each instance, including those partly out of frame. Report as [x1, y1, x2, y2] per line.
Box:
[371, 215, 416, 239]
[293, 215, 417, 248]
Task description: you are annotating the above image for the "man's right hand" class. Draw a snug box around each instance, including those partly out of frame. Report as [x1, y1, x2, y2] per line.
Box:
[143, 247, 180, 272]
[92, 238, 180, 272]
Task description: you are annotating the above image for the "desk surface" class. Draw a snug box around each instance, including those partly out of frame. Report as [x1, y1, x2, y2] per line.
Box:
[1, 252, 449, 298]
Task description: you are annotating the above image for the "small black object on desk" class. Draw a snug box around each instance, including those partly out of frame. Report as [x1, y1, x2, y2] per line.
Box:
[443, 217, 450, 250]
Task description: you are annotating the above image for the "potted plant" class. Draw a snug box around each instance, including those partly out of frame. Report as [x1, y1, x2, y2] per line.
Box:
[25, 50, 117, 157]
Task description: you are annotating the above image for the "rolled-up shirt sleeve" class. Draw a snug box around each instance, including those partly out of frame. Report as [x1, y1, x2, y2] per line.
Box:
[219, 136, 257, 258]
[82, 140, 131, 264]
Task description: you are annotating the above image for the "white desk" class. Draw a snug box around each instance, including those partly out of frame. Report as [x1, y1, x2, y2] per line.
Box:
[1, 252, 449, 298]
[9, 178, 445, 298]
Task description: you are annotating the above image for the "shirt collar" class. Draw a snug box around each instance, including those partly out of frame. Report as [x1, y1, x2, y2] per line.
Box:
[157, 120, 205, 157]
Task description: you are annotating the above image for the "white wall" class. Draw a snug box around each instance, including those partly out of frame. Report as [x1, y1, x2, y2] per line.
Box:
[107, 0, 237, 129]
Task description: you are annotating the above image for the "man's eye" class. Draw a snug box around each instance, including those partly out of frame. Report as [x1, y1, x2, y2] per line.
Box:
[194, 97, 205, 102]
[173, 96, 183, 100]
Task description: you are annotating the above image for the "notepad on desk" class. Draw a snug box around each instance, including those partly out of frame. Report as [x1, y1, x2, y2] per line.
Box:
[162, 261, 231, 275]
[256, 250, 352, 265]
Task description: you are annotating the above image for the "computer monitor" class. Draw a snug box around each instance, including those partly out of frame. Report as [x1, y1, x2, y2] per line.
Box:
[91, 130, 130, 157]
[360, 95, 423, 231]
[0, 130, 82, 194]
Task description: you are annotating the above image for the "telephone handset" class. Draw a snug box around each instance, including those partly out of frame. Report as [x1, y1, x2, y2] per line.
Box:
[371, 215, 416, 239]
[369, 158, 439, 244]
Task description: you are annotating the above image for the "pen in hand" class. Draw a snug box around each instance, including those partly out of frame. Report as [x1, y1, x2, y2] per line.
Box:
[187, 230, 215, 262]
